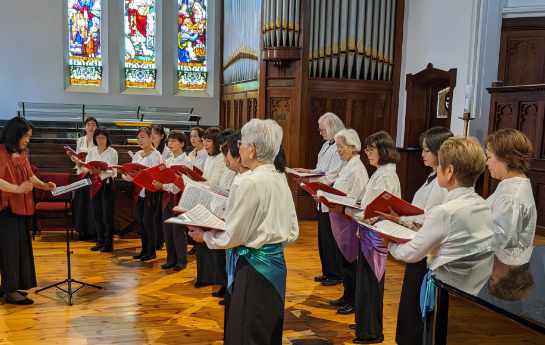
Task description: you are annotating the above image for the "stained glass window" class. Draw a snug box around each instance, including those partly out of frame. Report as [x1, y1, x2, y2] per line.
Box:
[67, 0, 103, 87]
[124, 0, 157, 89]
[177, 0, 208, 91]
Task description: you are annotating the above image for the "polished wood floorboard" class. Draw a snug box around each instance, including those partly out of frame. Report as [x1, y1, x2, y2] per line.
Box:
[1, 222, 544, 345]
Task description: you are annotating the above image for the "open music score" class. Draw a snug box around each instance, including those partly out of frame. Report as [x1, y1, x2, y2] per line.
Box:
[285, 168, 325, 178]
[64, 145, 86, 161]
[52, 178, 92, 197]
[316, 190, 360, 209]
[174, 177, 227, 219]
[358, 219, 416, 243]
[166, 204, 226, 231]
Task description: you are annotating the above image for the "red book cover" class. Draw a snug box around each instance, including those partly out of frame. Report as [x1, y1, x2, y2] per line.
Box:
[113, 163, 148, 177]
[300, 182, 347, 198]
[193, 166, 203, 176]
[364, 191, 424, 219]
[64, 145, 87, 161]
[171, 165, 207, 182]
[82, 161, 110, 171]
[149, 165, 185, 191]
[133, 165, 163, 192]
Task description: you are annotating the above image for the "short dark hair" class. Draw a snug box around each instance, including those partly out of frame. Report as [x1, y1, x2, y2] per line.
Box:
[420, 127, 453, 155]
[190, 127, 205, 138]
[274, 145, 287, 173]
[223, 132, 241, 157]
[167, 130, 188, 147]
[93, 128, 111, 147]
[137, 127, 152, 137]
[84, 117, 98, 126]
[364, 131, 399, 165]
[486, 128, 533, 173]
[0, 117, 33, 153]
[203, 127, 222, 156]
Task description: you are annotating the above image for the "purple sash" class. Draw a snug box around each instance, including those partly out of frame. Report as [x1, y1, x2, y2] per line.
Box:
[329, 212, 359, 263]
[358, 224, 388, 281]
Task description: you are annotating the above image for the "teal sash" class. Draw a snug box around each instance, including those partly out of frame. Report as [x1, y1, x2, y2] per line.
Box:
[420, 270, 436, 320]
[227, 243, 287, 301]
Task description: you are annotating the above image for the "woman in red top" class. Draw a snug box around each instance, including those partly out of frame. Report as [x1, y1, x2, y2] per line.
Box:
[0, 117, 56, 305]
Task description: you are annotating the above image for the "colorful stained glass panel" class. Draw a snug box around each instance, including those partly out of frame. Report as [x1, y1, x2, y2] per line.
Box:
[68, 0, 103, 87]
[177, 0, 208, 91]
[124, 0, 157, 89]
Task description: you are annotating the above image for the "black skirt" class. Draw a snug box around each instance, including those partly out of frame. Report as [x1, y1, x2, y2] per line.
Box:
[0, 209, 37, 292]
[72, 186, 96, 239]
[355, 251, 384, 340]
[317, 210, 343, 280]
[224, 256, 284, 345]
[195, 243, 226, 286]
[396, 259, 428, 345]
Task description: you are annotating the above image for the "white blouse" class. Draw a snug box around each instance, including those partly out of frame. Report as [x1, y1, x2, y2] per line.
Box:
[163, 152, 192, 195]
[487, 176, 537, 265]
[189, 148, 208, 171]
[132, 149, 163, 197]
[75, 135, 96, 174]
[389, 187, 496, 295]
[217, 169, 237, 195]
[314, 140, 345, 182]
[400, 173, 448, 226]
[203, 153, 229, 189]
[204, 164, 299, 249]
[360, 163, 401, 209]
[161, 146, 172, 161]
[85, 146, 118, 180]
[332, 155, 369, 200]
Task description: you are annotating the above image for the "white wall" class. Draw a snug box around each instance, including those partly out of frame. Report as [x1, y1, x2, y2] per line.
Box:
[0, 0, 221, 125]
[397, 0, 545, 145]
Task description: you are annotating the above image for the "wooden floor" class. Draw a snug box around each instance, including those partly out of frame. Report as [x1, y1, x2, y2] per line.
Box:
[1, 222, 544, 345]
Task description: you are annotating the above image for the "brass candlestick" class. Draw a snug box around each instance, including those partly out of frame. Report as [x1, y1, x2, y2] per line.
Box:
[459, 111, 475, 137]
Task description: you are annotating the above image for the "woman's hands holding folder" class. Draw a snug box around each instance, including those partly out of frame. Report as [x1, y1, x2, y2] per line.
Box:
[152, 180, 163, 190]
[187, 226, 204, 243]
[375, 207, 400, 224]
[122, 174, 134, 182]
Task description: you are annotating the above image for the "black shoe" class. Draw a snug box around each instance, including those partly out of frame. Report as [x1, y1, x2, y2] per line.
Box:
[352, 335, 384, 344]
[140, 254, 156, 262]
[90, 245, 103, 252]
[173, 263, 187, 272]
[156, 244, 164, 251]
[337, 304, 355, 314]
[349, 324, 356, 330]
[17, 290, 28, 296]
[321, 278, 342, 286]
[328, 298, 346, 307]
[187, 247, 196, 255]
[161, 263, 175, 270]
[218, 299, 225, 306]
[100, 245, 113, 253]
[133, 253, 144, 259]
[4, 294, 34, 305]
[194, 281, 212, 288]
[212, 286, 226, 298]
[314, 275, 327, 282]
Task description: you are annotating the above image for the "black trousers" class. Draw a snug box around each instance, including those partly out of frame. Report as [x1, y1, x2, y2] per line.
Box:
[155, 197, 164, 250]
[355, 252, 384, 340]
[0, 209, 36, 292]
[91, 180, 115, 248]
[341, 255, 357, 306]
[224, 257, 284, 345]
[135, 194, 160, 257]
[162, 203, 187, 266]
[195, 243, 226, 286]
[396, 259, 428, 345]
[317, 210, 343, 280]
[72, 186, 96, 239]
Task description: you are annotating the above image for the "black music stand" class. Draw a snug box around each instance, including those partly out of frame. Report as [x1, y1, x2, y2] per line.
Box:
[35, 226, 102, 305]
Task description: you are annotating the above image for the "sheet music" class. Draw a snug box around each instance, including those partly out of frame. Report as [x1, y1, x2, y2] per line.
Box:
[316, 190, 360, 208]
[165, 204, 226, 231]
[51, 178, 92, 196]
[177, 178, 228, 218]
[285, 167, 325, 178]
[360, 219, 416, 242]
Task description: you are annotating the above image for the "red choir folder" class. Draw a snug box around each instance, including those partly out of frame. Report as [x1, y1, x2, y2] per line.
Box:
[113, 163, 148, 177]
[171, 165, 207, 182]
[300, 181, 347, 198]
[81, 161, 111, 171]
[64, 145, 87, 161]
[149, 164, 186, 191]
[364, 191, 424, 219]
[193, 166, 203, 177]
[132, 165, 164, 192]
